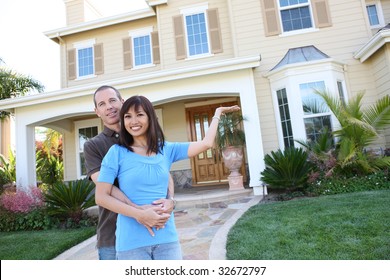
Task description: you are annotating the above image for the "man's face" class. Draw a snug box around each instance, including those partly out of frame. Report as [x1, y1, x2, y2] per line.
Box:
[94, 88, 123, 126]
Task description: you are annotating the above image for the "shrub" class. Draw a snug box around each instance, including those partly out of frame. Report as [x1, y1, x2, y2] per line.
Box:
[0, 208, 57, 232]
[0, 187, 44, 213]
[306, 169, 390, 196]
[0, 172, 8, 195]
[0, 187, 59, 231]
[36, 153, 64, 185]
[260, 147, 313, 191]
[43, 179, 96, 224]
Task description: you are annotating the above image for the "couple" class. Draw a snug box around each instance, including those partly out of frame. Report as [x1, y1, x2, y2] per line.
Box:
[84, 85, 240, 260]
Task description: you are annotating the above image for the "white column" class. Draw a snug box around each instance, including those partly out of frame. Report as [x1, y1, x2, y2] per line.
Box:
[15, 122, 36, 191]
[240, 69, 267, 195]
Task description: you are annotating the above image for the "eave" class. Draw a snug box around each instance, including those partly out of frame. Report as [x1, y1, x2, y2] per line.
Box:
[44, 7, 156, 43]
[354, 29, 390, 62]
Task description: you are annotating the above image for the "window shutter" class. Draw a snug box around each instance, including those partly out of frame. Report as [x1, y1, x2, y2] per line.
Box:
[67, 49, 76, 80]
[151, 31, 160, 64]
[123, 37, 132, 69]
[207, 8, 223, 54]
[94, 43, 104, 75]
[261, 0, 281, 36]
[173, 15, 187, 60]
[312, 0, 332, 28]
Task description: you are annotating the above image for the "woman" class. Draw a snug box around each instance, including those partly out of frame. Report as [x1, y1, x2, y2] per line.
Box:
[95, 95, 240, 260]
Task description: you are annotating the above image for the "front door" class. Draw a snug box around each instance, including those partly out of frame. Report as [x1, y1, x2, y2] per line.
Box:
[186, 102, 246, 186]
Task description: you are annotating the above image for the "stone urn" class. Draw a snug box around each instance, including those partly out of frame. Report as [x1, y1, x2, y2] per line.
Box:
[221, 146, 244, 190]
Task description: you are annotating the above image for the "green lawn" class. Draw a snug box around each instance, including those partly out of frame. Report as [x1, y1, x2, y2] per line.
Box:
[226, 189, 390, 260]
[0, 227, 96, 260]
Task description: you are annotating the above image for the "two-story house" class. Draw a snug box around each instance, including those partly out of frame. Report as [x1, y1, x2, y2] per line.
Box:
[0, 0, 389, 194]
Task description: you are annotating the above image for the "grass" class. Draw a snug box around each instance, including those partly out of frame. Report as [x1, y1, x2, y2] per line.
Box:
[226, 189, 390, 260]
[0, 227, 96, 260]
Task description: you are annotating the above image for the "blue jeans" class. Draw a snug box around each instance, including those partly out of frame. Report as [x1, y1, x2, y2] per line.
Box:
[98, 246, 116, 260]
[116, 241, 182, 260]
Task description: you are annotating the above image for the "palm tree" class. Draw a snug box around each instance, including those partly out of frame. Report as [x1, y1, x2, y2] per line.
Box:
[315, 90, 390, 175]
[0, 59, 44, 119]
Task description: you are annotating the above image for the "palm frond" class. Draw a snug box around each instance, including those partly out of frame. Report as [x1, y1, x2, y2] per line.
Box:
[363, 95, 390, 129]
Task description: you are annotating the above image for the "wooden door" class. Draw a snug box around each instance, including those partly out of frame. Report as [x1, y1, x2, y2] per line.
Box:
[186, 102, 245, 186]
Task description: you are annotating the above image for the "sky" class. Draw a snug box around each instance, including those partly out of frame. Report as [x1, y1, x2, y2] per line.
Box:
[0, 0, 148, 92]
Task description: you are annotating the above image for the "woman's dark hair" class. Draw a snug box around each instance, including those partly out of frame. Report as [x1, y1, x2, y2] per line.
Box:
[119, 95, 165, 155]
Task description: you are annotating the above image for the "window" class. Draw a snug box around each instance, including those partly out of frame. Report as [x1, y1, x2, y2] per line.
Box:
[337, 81, 346, 106]
[75, 120, 101, 177]
[68, 39, 104, 80]
[129, 28, 153, 68]
[260, 0, 332, 36]
[74, 40, 96, 78]
[181, 5, 211, 58]
[123, 28, 160, 70]
[267, 51, 345, 149]
[277, 88, 294, 148]
[279, 0, 313, 32]
[185, 12, 209, 56]
[133, 35, 152, 66]
[78, 47, 94, 77]
[366, 2, 384, 28]
[300, 81, 332, 142]
[173, 6, 222, 60]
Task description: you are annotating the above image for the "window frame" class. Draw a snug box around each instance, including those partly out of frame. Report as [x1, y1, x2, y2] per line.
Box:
[73, 39, 96, 80]
[276, 87, 295, 148]
[278, 0, 316, 34]
[299, 81, 333, 142]
[366, 1, 385, 29]
[75, 119, 101, 178]
[128, 27, 155, 69]
[180, 4, 212, 59]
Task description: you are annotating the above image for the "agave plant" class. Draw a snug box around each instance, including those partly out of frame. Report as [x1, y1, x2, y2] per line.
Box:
[43, 179, 96, 223]
[260, 147, 313, 190]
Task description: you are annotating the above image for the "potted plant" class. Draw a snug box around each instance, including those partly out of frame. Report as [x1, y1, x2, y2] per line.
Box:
[216, 111, 246, 190]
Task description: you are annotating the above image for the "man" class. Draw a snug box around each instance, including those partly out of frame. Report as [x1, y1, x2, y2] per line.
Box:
[84, 85, 175, 260]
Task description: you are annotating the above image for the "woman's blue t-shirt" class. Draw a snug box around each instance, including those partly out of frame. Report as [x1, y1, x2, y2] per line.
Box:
[98, 141, 190, 252]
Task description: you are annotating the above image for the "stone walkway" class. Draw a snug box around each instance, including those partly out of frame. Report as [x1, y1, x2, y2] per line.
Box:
[54, 187, 263, 260]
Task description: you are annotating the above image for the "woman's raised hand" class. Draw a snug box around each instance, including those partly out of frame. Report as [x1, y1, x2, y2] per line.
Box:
[214, 105, 240, 118]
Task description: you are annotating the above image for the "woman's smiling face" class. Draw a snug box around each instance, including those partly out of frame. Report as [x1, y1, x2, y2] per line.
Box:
[123, 105, 149, 138]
